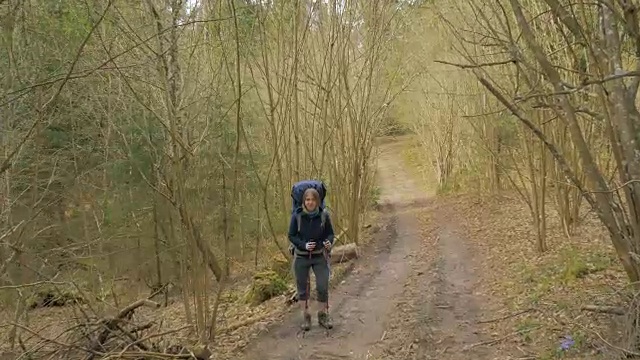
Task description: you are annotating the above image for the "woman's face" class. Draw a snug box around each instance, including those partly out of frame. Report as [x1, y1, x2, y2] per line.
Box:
[304, 195, 318, 211]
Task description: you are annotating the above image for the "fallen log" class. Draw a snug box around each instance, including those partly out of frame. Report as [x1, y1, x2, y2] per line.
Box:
[218, 312, 273, 334]
[329, 243, 359, 265]
[581, 305, 625, 315]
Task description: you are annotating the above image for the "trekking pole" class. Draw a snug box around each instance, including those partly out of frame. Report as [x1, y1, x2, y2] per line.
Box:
[305, 250, 311, 312]
[323, 247, 330, 313]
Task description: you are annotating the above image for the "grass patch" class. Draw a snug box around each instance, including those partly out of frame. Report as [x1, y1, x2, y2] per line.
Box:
[370, 185, 382, 207]
[560, 246, 613, 283]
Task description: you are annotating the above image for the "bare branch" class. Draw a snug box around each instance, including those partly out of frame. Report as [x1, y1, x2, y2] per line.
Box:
[434, 58, 517, 69]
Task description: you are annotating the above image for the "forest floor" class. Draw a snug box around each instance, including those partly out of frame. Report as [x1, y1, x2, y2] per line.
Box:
[0, 136, 629, 360]
[236, 136, 629, 360]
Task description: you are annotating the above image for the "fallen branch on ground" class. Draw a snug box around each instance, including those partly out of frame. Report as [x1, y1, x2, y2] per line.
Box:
[462, 332, 519, 351]
[217, 312, 274, 334]
[580, 305, 625, 315]
[476, 308, 534, 324]
[88, 299, 161, 359]
[11, 297, 200, 360]
[575, 323, 640, 357]
[462, 326, 540, 351]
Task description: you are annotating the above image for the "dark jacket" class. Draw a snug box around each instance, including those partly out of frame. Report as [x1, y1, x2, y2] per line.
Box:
[288, 208, 335, 254]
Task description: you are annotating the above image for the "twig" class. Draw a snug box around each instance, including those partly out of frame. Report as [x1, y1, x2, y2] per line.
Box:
[87, 299, 161, 360]
[218, 312, 273, 334]
[0, 220, 24, 242]
[147, 282, 170, 300]
[116, 299, 160, 319]
[576, 323, 640, 357]
[476, 308, 534, 324]
[463, 326, 539, 351]
[434, 59, 516, 69]
[101, 350, 194, 359]
[0, 280, 68, 290]
[9, 322, 100, 356]
[111, 325, 192, 359]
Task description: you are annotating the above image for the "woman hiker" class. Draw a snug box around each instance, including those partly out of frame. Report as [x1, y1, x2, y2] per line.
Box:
[288, 187, 335, 331]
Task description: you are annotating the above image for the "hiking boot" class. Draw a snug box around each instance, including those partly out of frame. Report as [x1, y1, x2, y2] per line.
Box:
[317, 310, 333, 329]
[301, 312, 311, 331]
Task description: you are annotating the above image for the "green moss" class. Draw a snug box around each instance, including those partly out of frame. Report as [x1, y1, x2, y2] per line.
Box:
[245, 270, 289, 305]
[269, 256, 292, 280]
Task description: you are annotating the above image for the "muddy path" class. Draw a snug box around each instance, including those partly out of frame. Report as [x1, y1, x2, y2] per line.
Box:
[239, 138, 498, 360]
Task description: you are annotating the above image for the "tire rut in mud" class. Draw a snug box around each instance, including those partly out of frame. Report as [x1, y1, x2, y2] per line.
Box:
[425, 223, 493, 359]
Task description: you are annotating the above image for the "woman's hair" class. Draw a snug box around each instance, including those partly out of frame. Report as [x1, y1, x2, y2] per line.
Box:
[303, 188, 320, 204]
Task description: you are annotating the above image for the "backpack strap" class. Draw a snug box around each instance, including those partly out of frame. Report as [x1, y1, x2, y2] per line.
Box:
[296, 213, 302, 233]
[320, 209, 328, 229]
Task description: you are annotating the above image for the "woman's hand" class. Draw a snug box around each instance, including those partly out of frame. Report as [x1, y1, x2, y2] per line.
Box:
[323, 240, 331, 250]
[305, 242, 316, 251]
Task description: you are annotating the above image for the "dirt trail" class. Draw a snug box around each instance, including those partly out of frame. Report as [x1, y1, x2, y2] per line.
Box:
[239, 138, 497, 360]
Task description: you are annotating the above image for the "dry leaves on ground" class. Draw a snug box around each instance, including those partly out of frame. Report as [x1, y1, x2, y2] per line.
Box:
[447, 193, 626, 359]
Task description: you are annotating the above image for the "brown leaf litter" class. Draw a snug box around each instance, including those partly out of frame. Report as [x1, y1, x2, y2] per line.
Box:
[444, 192, 627, 359]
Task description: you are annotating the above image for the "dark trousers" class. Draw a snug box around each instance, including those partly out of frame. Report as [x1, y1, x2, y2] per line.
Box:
[293, 253, 330, 302]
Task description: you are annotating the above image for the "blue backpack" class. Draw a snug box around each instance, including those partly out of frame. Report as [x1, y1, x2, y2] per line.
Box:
[289, 180, 329, 253]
